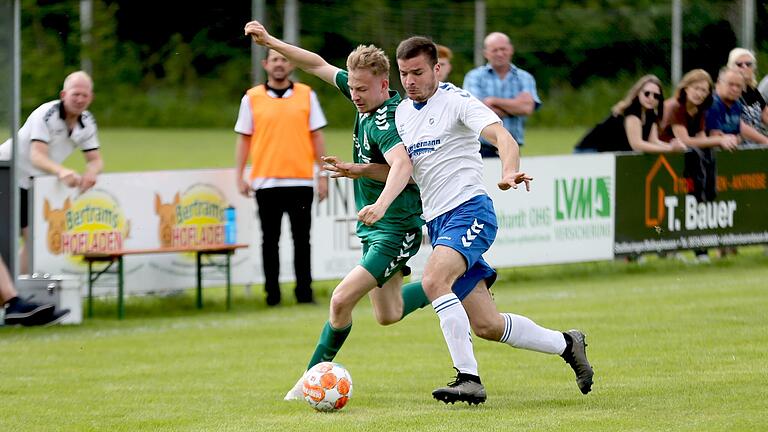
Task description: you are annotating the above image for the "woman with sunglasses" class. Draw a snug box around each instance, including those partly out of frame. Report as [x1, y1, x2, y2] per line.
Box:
[574, 75, 686, 153]
[726, 48, 768, 147]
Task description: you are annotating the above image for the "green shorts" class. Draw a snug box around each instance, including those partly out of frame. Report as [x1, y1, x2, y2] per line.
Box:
[360, 228, 423, 287]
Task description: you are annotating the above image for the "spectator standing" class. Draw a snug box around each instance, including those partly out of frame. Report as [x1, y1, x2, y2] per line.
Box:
[436, 44, 453, 83]
[660, 69, 730, 262]
[574, 75, 686, 153]
[0, 71, 103, 275]
[234, 49, 328, 306]
[665, 67, 746, 262]
[463, 32, 541, 157]
[726, 48, 768, 147]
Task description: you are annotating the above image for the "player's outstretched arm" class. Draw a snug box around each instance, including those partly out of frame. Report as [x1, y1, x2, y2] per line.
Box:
[244, 20, 339, 85]
[322, 156, 417, 185]
[322, 156, 388, 181]
[481, 122, 532, 191]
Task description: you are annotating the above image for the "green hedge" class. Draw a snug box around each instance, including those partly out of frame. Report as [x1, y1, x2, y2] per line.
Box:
[92, 73, 644, 130]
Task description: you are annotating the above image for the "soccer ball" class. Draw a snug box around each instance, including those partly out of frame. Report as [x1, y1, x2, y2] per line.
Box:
[302, 362, 353, 412]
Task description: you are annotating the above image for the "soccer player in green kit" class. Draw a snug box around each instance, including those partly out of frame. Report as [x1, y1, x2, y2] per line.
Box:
[244, 21, 431, 400]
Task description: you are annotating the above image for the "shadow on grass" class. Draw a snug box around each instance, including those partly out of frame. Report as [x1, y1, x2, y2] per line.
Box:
[75, 247, 768, 321]
[83, 279, 339, 321]
[496, 246, 768, 286]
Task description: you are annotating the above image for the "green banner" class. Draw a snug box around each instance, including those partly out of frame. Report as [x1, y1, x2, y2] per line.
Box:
[614, 149, 768, 254]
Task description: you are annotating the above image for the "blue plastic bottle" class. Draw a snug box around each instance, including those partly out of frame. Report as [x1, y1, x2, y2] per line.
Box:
[225, 206, 236, 244]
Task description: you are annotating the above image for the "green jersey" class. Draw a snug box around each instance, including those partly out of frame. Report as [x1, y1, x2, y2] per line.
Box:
[334, 70, 424, 239]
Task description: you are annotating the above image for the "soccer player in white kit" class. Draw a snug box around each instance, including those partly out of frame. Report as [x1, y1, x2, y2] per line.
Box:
[393, 36, 593, 404]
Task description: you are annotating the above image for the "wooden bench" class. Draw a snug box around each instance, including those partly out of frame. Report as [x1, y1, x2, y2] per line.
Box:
[81, 243, 248, 319]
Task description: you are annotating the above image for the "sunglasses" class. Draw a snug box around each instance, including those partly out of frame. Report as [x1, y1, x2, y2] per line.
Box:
[736, 61, 754, 68]
[643, 91, 662, 100]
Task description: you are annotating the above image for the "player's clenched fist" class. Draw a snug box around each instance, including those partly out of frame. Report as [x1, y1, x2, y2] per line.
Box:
[244, 21, 270, 46]
[358, 203, 385, 226]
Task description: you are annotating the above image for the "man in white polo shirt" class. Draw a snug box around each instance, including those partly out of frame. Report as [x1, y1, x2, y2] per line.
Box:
[0, 70, 103, 274]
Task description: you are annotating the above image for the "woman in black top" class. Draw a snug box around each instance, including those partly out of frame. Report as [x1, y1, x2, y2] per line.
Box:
[574, 75, 686, 153]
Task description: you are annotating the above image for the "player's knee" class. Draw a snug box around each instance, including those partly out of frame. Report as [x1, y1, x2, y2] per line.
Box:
[374, 310, 400, 326]
[329, 291, 353, 317]
[471, 319, 502, 341]
[421, 273, 449, 298]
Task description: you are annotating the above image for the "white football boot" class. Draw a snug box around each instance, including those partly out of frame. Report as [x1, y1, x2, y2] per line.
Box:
[283, 373, 306, 401]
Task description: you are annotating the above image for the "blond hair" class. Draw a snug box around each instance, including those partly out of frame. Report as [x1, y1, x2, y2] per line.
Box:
[612, 74, 663, 116]
[346, 45, 390, 77]
[726, 47, 757, 87]
[674, 69, 714, 100]
[62, 70, 93, 92]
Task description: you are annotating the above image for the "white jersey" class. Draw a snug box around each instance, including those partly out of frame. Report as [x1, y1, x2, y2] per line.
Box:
[395, 82, 501, 221]
[0, 100, 100, 189]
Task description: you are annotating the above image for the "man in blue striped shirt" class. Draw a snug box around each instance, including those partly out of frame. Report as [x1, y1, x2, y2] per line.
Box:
[463, 32, 541, 157]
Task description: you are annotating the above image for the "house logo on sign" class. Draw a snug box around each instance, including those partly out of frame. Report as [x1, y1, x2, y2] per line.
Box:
[643, 155, 737, 232]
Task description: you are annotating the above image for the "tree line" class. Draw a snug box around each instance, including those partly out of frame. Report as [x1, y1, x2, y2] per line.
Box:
[10, 0, 766, 128]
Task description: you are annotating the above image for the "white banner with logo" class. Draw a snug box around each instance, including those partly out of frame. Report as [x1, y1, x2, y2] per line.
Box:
[31, 168, 428, 296]
[32, 170, 257, 295]
[483, 154, 616, 266]
[31, 156, 614, 296]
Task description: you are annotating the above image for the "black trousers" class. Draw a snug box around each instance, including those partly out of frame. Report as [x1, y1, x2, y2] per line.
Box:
[684, 147, 717, 203]
[255, 186, 314, 303]
[684, 148, 717, 256]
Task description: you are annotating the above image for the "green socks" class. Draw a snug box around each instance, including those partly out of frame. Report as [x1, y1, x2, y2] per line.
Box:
[305, 282, 428, 370]
[307, 321, 352, 370]
[400, 281, 430, 320]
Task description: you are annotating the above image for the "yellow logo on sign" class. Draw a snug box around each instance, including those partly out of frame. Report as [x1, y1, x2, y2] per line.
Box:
[154, 184, 227, 248]
[44, 190, 130, 255]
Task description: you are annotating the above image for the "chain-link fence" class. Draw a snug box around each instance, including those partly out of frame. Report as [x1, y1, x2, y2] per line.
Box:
[288, 1, 759, 127]
[12, 0, 768, 128]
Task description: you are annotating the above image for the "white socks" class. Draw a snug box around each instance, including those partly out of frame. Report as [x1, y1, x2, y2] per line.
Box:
[432, 293, 478, 376]
[500, 313, 567, 355]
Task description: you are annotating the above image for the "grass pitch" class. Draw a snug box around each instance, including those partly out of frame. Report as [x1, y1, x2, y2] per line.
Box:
[4, 128, 764, 430]
[2, 250, 767, 431]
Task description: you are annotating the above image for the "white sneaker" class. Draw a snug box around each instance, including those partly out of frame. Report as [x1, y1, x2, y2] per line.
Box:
[284, 374, 305, 401]
[671, 252, 689, 264]
[695, 253, 711, 264]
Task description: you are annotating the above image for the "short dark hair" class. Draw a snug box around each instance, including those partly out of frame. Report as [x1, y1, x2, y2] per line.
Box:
[396, 36, 438, 67]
